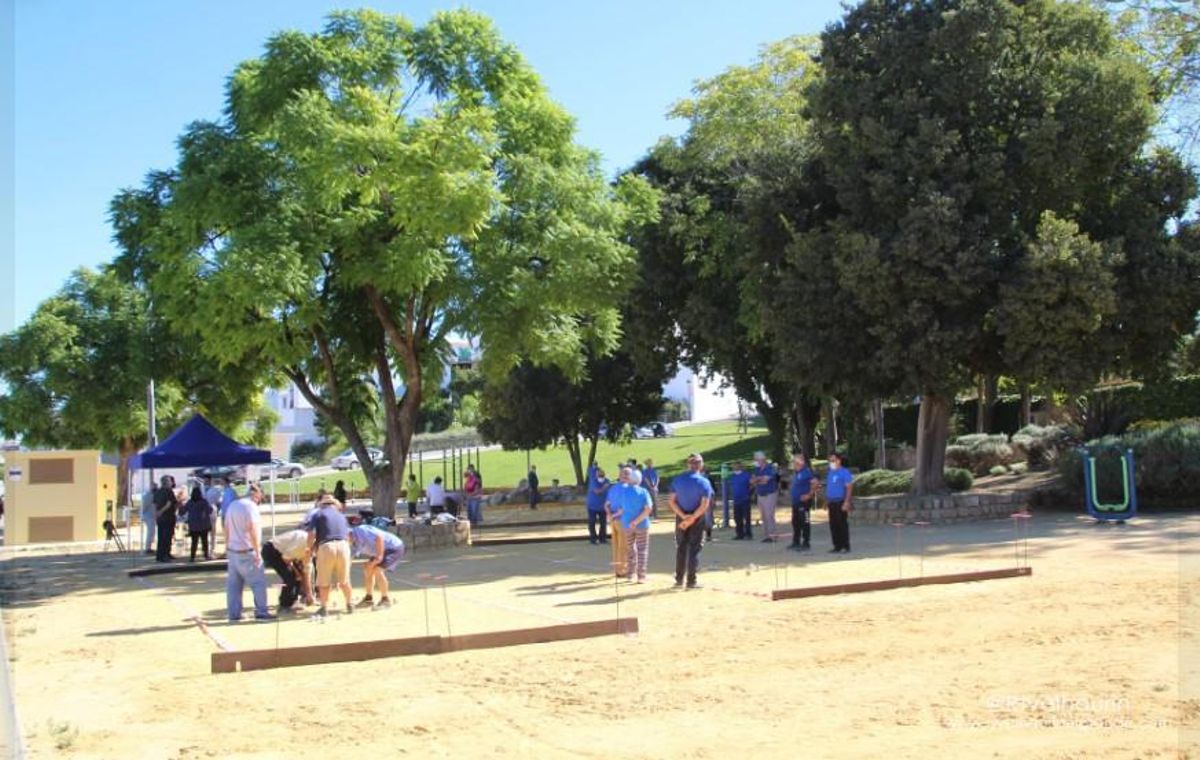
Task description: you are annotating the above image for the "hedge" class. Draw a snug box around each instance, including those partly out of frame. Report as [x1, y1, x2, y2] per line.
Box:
[1056, 421, 1200, 506]
[853, 468, 975, 496]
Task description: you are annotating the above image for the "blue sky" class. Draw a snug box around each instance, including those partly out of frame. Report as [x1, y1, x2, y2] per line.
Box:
[5, 0, 847, 333]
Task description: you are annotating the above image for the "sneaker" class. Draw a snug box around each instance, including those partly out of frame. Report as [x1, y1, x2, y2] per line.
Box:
[313, 606, 328, 619]
[355, 597, 375, 609]
[761, 537, 775, 544]
[828, 548, 841, 553]
[800, 543, 811, 551]
[376, 597, 393, 609]
[227, 616, 243, 623]
[636, 577, 646, 584]
[589, 539, 598, 545]
[254, 613, 278, 622]
[345, 604, 355, 615]
[787, 543, 800, 549]
[672, 579, 683, 588]
[686, 582, 702, 590]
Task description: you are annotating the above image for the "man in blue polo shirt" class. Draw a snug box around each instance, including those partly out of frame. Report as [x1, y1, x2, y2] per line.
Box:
[825, 451, 855, 553]
[788, 453, 816, 551]
[669, 453, 714, 589]
[752, 452, 779, 543]
[586, 465, 611, 545]
[727, 460, 753, 540]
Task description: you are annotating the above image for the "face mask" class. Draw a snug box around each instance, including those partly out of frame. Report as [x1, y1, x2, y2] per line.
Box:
[829, 462, 841, 470]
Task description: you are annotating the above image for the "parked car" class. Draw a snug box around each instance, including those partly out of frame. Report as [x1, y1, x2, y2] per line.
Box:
[649, 422, 674, 438]
[632, 426, 655, 439]
[259, 458, 306, 480]
[191, 464, 247, 482]
[330, 447, 384, 471]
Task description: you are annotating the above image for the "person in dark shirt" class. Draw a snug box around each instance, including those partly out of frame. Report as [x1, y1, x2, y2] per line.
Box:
[727, 461, 753, 540]
[153, 475, 180, 563]
[788, 454, 817, 551]
[182, 486, 213, 561]
[527, 465, 540, 510]
[306, 494, 354, 617]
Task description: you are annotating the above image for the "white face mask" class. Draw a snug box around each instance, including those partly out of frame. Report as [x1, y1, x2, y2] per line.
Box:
[829, 461, 841, 471]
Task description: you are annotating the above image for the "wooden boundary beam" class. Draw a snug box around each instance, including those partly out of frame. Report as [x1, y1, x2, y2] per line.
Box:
[211, 617, 639, 673]
[471, 534, 591, 547]
[475, 518, 589, 531]
[129, 562, 228, 578]
[769, 566, 1032, 601]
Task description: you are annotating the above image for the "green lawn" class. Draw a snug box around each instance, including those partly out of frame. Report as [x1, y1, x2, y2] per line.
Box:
[298, 419, 775, 493]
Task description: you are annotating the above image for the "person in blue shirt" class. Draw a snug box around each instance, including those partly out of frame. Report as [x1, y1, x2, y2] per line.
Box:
[586, 466, 611, 545]
[613, 468, 654, 583]
[788, 453, 817, 551]
[643, 458, 660, 517]
[349, 524, 406, 610]
[825, 451, 855, 553]
[727, 460, 754, 540]
[669, 453, 714, 589]
[752, 452, 780, 543]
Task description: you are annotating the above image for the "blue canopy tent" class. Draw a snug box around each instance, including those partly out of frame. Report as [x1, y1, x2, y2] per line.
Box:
[129, 413, 278, 539]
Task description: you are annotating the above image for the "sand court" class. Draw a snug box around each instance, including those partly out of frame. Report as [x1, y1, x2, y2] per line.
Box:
[1, 512, 1195, 758]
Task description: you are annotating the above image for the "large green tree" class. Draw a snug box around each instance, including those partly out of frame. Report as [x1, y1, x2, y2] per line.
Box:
[0, 267, 273, 505]
[779, 0, 1199, 493]
[632, 37, 825, 463]
[111, 10, 655, 510]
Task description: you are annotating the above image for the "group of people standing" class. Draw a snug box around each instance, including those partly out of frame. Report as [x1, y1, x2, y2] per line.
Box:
[140, 475, 239, 563]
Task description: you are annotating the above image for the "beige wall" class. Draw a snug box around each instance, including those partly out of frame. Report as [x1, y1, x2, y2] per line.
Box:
[3, 451, 115, 545]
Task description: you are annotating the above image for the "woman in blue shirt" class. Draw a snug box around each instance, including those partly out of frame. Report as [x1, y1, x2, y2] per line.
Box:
[825, 452, 855, 553]
[788, 454, 816, 551]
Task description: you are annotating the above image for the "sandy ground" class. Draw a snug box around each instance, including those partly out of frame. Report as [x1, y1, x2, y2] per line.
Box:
[1, 509, 1197, 759]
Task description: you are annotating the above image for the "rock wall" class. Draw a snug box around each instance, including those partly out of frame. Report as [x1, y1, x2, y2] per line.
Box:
[392, 519, 472, 551]
[847, 491, 1031, 525]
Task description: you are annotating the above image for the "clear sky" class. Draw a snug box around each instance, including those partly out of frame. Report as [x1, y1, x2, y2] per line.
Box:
[5, 0, 848, 333]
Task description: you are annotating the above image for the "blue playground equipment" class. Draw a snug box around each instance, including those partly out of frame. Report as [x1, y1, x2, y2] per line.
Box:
[1080, 446, 1138, 522]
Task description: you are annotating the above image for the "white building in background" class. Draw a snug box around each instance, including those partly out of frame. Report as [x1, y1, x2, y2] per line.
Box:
[265, 385, 320, 457]
[662, 365, 743, 423]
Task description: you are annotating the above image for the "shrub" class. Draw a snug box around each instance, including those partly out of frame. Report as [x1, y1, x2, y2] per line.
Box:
[289, 438, 327, 465]
[1011, 424, 1072, 469]
[1056, 421, 1200, 505]
[945, 433, 1019, 475]
[989, 465, 1008, 476]
[852, 467, 974, 496]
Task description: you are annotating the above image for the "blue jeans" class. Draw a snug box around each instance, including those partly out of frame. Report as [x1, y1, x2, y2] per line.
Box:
[226, 551, 269, 620]
[467, 497, 483, 524]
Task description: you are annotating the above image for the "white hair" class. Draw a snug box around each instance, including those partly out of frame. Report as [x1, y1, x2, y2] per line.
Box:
[629, 468, 643, 485]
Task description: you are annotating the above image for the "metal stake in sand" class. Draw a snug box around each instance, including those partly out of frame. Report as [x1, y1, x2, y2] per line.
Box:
[771, 532, 789, 589]
[435, 574, 452, 637]
[1010, 512, 1031, 569]
[610, 561, 623, 625]
[416, 573, 433, 636]
[890, 521, 905, 579]
[914, 521, 931, 578]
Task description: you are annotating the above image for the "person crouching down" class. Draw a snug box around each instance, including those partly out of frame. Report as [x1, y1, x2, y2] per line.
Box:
[306, 494, 354, 618]
[261, 528, 314, 611]
[616, 468, 654, 584]
[349, 524, 406, 610]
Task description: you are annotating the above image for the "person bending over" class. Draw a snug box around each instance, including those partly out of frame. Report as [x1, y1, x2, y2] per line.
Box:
[349, 524, 406, 610]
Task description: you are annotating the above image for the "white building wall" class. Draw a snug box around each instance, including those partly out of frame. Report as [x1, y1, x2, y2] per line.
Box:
[662, 365, 743, 423]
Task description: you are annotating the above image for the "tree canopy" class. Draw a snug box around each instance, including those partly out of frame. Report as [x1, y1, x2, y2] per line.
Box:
[111, 9, 656, 508]
[774, 0, 1199, 492]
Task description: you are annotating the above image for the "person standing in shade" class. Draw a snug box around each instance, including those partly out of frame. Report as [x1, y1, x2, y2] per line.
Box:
[349, 524, 406, 609]
[204, 478, 223, 556]
[586, 466, 611, 545]
[182, 486, 213, 561]
[752, 452, 779, 543]
[788, 453, 816, 551]
[527, 465, 540, 510]
[140, 481, 157, 555]
[669, 453, 714, 590]
[727, 460, 753, 540]
[825, 452, 855, 553]
[643, 459, 660, 517]
[307, 494, 354, 618]
[333, 480, 348, 508]
[406, 474, 420, 518]
[613, 468, 654, 584]
[223, 483, 275, 621]
[153, 475, 180, 562]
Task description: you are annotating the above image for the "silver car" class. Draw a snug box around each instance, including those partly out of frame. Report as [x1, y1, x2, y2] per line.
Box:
[330, 447, 384, 471]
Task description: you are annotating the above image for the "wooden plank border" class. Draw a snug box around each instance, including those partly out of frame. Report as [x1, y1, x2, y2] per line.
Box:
[769, 566, 1032, 601]
[129, 561, 228, 578]
[471, 534, 592, 547]
[211, 617, 639, 673]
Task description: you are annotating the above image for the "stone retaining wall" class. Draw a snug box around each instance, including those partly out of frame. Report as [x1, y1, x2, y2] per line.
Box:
[392, 519, 472, 551]
[848, 491, 1031, 525]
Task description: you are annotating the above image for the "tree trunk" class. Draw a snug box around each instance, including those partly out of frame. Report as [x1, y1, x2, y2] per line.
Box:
[787, 396, 821, 461]
[758, 403, 788, 464]
[912, 391, 952, 495]
[1020, 384, 1033, 427]
[873, 398, 886, 470]
[585, 436, 600, 475]
[825, 399, 840, 455]
[975, 376, 986, 433]
[117, 436, 137, 512]
[979, 375, 998, 433]
[565, 437, 584, 486]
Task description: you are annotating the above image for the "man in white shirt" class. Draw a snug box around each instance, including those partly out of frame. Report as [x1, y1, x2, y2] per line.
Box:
[426, 477, 447, 515]
[223, 483, 275, 622]
[262, 527, 313, 610]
